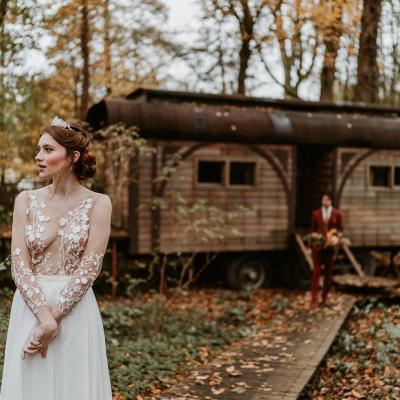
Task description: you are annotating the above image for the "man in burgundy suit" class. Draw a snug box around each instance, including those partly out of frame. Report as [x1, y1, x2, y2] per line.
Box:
[310, 193, 343, 307]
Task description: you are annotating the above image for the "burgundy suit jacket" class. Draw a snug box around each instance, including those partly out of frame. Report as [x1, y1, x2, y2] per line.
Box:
[312, 207, 343, 236]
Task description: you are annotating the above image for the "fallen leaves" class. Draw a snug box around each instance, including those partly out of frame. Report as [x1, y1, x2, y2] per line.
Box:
[303, 299, 400, 399]
[211, 387, 225, 395]
[160, 290, 356, 399]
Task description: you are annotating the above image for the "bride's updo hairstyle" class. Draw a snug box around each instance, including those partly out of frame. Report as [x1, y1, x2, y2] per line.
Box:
[40, 120, 96, 181]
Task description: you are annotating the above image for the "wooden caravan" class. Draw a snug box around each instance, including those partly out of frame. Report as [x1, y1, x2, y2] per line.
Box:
[87, 88, 400, 288]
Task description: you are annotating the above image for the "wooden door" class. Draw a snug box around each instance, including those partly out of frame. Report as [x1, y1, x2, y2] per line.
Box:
[295, 145, 336, 229]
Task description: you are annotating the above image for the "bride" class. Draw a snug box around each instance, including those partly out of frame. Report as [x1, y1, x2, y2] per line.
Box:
[0, 117, 113, 399]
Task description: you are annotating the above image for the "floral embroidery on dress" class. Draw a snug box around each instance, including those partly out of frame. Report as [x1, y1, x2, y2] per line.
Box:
[24, 194, 94, 275]
[57, 251, 104, 314]
[57, 198, 93, 275]
[11, 189, 111, 317]
[11, 247, 48, 315]
[25, 193, 53, 273]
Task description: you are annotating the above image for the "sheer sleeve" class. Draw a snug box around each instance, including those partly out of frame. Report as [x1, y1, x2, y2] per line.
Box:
[55, 194, 112, 316]
[10, 190, 49, 315]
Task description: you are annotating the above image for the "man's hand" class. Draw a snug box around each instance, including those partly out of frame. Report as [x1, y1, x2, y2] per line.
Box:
[328, 235, 340, 246]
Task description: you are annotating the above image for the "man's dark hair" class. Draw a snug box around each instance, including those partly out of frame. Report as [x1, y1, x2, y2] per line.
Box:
[321, 192, 334, 202]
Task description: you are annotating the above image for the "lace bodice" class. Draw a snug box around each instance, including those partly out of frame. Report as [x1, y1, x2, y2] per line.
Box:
[10, 188, 112, 317]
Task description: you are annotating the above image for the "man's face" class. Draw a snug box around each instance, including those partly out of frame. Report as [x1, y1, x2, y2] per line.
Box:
[321, 195, 332, 208]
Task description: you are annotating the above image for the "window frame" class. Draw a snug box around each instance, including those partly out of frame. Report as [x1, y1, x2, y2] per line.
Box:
[227, 159, 259, 188]
[195, 158, 226, 187]
[393, 165, 400, 189]
[367, 163, 394, 190]
[194, 157, 259, 189]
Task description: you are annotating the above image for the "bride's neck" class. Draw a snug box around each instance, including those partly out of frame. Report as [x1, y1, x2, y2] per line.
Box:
[48, 174, 83, 199]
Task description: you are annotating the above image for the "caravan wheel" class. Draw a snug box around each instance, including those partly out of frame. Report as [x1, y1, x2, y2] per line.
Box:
[226, 255, 272, 290]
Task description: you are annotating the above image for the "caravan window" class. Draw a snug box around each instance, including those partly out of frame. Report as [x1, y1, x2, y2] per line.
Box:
[197, 160, 225, 184]
[369, 166, 391, 188]
[394, 166, 400, 187]
[229, 161, 256, 186]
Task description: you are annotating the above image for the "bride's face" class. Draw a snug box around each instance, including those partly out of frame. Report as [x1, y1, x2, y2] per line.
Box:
[35, 133, 72, 179]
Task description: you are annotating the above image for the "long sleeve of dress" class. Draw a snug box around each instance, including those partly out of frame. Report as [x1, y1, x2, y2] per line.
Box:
[55, 194, 112, 317]
[10, 190, 49, 315]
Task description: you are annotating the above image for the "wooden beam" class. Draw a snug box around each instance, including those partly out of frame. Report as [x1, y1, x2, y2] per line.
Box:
[295, 234, 314, 271]
[342, 244, 365, 277]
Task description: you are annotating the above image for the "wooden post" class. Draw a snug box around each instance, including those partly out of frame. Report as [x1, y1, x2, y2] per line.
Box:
[111, 240, 118, 298]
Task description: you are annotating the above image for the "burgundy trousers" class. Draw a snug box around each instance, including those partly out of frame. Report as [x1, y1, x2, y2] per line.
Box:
[311, 246, 335, 303]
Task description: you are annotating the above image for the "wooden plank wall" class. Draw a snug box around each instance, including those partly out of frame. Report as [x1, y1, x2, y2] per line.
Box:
[338, 148, 400, 247]
[134, 141, 293, 254]
[136, 154, 153, 253]
[105, 145, 135, 232]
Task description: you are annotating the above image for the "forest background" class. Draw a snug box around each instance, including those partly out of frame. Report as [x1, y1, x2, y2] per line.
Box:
[0, 0, 391, 211]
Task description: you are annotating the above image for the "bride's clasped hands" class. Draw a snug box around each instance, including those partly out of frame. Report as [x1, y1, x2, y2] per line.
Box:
[21, 321, 58, 359]
[21, 306, 61, 360]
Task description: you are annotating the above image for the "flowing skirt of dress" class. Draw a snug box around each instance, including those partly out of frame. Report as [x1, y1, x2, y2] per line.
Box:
[0, 274, 113, 400]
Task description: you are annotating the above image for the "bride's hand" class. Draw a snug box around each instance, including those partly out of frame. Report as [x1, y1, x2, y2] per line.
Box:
[21, 321, 58, 360]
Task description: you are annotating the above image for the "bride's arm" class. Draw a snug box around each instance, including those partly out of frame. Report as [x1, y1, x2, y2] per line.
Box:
[11, 191, 56, 326]
[50, 194, 112, 321]
[11, 191, 58, 359]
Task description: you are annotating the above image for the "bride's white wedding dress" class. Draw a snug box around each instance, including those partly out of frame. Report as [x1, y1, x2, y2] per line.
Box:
[0, 187, 113, 400]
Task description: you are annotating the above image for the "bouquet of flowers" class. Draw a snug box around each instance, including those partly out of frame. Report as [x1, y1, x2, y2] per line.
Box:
[326, 229, 351, 248]
[303, 231, 325, 249]
[326, 228, 340, 247]
[304, 229, 351, 249]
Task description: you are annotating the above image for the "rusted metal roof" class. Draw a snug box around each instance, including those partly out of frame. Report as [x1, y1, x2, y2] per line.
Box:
[126, 87, 400, 116]
[86, 90, 400, 148]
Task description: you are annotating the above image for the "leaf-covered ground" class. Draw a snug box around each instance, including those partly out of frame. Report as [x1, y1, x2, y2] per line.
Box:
[103, 287, 314, 399]
[159, 291, 355, 400]
[0, 287, 301, 399]
[301, 297, 400, 400]
[1, 287, 398, 399]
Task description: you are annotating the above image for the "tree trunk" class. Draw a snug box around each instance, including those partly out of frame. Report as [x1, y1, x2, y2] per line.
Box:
[236, 1, 254, 95]
[0, 0, 9, 131]
[103, 0, 112, 95]
[354, 0, 382, 103]
[217, 42, 227, 93]
[73, 61, 80, 119]
[237, 39, 251, 95]
[80, 0, 90, 120]
[320, 0, 345, 101]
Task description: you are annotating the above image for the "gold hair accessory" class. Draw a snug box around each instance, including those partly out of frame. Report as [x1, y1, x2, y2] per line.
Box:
[51, 116, 72, 130]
